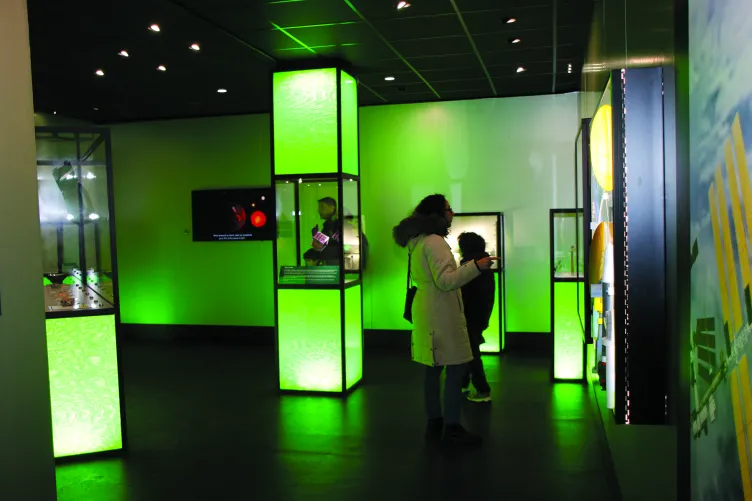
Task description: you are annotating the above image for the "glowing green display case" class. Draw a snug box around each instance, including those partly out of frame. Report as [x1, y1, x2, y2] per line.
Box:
[36, 127, 125, 459]
[446, 212, 506, 353]
[272, 68, 363, 395]
[550, 208, 586, 382]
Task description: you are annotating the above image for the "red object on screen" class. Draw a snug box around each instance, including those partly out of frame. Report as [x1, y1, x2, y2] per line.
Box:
[250, 210, 267, 228]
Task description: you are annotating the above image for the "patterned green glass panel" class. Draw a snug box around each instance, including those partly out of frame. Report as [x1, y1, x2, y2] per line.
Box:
[278, 289, 342, 391]
[553, 281, 584, 380]
[273, 69, 338, 175]
[341, 70, 359, 176]
[46, 315, 122, 458]
[345, 285, 363, 389]
[480, 273, 501, 353]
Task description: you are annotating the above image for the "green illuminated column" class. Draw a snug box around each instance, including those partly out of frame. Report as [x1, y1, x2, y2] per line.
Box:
[272, 68, 364, 394]
[550, 209, 586, 382]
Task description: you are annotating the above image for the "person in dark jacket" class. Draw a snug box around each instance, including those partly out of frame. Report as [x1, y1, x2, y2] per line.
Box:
[458, 232, 496, 403]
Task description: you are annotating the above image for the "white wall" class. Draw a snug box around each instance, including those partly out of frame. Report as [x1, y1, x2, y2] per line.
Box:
[360, 93, 581, 333]
[0, 0, 57, 498]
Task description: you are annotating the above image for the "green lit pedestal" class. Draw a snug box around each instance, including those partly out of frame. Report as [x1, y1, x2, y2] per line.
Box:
[46, 315, 123, 458]
[36, 126, 125, 458]
[272, 68, 364, 395]
[550, 209, 586, 382]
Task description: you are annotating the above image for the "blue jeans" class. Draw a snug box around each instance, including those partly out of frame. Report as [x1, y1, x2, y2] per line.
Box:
[425, 364, 465, 425]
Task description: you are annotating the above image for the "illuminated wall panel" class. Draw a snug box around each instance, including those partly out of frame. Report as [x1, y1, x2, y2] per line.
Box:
[480, 273, 501, 353]
[46, 315, 122, 458]
[341, 70, 359, 177]
[273, 69, 338, 176]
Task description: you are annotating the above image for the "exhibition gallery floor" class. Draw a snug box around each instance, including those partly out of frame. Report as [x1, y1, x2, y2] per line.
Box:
[54, 339, 621, 501]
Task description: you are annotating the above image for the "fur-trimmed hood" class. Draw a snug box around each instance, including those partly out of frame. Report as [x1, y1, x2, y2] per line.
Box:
[393, 214, 449, 248]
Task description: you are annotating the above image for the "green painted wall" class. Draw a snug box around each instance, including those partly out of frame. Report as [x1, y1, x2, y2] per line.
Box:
[111, 115, 273, 326]
[360, 94, 579, 333]
[112, 94, 579, 332]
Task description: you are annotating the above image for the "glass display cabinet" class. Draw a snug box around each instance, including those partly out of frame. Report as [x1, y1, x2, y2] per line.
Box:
[35, 127, 124, 459]
[585, 69, 669, 424]
[550, 208, 586, 382]
[272, 67, 363, 395]
[446, 212, 506, 353]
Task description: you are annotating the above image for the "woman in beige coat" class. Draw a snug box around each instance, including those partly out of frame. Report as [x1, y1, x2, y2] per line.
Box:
[393, 194, 497, 445]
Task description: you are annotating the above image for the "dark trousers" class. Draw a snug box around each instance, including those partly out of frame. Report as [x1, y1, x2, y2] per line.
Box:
[462, 333, 491, 394]
[425, 364, 465, 425]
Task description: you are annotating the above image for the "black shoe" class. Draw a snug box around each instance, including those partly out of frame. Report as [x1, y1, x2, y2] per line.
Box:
[442, 424, 482, 446]
[426, 418, 444, 440]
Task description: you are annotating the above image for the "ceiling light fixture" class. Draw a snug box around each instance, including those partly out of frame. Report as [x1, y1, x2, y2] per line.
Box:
[149, 24, 161, 32]
[397, 1, 411, 9]
[385, 76, 395, 81]
[217, 88, 228, 93]
[95, 69, 104, 76]
[190, 43, 200, 51]
[516, 67, 526, 73]
[118, 50, 129, 57]
[157, 65, 166, 71]
[510, 38, 521, 44]
[506, 17, 517, 24]
[568, 63, 573, 74]
[53, 111, 57, 115]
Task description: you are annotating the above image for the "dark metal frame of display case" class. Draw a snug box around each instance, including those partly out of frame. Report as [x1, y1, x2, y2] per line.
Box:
[549, 208, 587, 383]
[575, 118, 593, 344]
[269, 67, 364, 397]
[452, 212, 506, 353]
[36, 126, 128, 462]
[611, 68, 668, 424]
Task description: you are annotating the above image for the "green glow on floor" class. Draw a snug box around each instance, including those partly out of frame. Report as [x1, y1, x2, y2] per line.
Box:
[341, 70, 359, 176]
[273, 69, 338, 175]
[345, 285, 363, 389]
[553, 282, 584, 380]
[480, 273, 502, 353]
[277, 289, 342, 392]
[46, 315, 123, 458]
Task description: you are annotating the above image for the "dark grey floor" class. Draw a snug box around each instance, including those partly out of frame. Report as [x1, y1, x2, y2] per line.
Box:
[55, 340, 621, 501]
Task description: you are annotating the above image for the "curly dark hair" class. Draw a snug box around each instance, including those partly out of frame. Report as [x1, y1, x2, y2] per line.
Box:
[458, 232, 486, 257]
[413, 194, 447, 219]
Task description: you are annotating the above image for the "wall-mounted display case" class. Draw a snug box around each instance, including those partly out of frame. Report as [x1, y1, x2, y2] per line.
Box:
[36, 127, 125, 459]
[446, 212, 506, 353]
[550, 208, 586, 382]
[585, 69, 669, 424]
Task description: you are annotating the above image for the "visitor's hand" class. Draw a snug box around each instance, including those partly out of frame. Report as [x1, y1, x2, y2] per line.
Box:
[475, 256, 499, 270]
[312, 240, 324, 250]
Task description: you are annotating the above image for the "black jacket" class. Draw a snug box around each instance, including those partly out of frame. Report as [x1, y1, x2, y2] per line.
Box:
[460, 252, 496, 340]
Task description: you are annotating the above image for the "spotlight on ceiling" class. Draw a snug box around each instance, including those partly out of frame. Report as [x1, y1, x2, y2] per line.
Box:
[118, 50, 129, 57]
[190, 43, 200, 51]
[95, 69, 104, 76]
[157, 65, 167, 71]
[505, 17, 517, 24]
[385, 76, 395, 81]
[516, 67, 526, 73]
[217, 88, 228, 93]
[53, 111, 57, 115]
[149, 24, 161, 32]
[397, 1, 411, 9]
[567, 63, 573, 74]
[510, 38, 521, 44]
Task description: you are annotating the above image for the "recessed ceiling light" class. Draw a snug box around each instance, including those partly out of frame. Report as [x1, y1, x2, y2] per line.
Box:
[149, 24, 160, 32]
[95, 69, 104, 76]
[217, 88, 228, 93]
[93, 107, 99, 111]
[118, 50, 129, 57]
[157, 65, 166, 71]
[510, 38, 521, 44]
[190, 43, 200, 51]
[397, 1, 411, 9]
[53, 111, 57, 115]
[516, 67, 526, 73]
[385, 76, 395, 81]
[506, 18, 517, 24]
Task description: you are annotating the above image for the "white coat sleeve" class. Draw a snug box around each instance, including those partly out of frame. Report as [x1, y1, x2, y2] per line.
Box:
[423, 234, 481, 292]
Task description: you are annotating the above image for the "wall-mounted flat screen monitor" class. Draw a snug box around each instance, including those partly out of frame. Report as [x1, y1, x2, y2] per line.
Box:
[192, 188, 275, 242]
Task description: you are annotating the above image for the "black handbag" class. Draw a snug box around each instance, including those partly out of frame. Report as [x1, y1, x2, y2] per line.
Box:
[403, 250, 418, 323]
